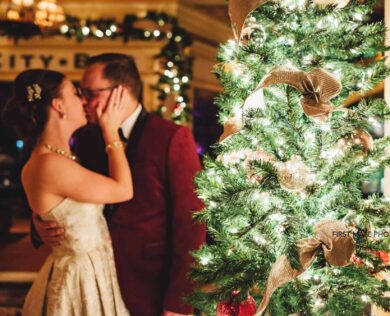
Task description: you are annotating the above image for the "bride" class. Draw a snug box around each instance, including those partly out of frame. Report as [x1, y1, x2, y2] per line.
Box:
[2, 69, 132, 316]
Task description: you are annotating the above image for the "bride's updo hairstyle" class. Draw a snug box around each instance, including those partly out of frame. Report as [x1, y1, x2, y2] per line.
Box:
[2, 69, 65, 146]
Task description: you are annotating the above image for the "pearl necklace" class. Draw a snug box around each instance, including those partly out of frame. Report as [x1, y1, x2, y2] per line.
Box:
[44, 144, 77, 161]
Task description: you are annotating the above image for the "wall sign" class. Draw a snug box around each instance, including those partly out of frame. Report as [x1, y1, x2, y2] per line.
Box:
[0, 52, 89, 71]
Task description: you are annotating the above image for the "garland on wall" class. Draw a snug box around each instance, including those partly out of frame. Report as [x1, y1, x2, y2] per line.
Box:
[0, 11, 193, 124]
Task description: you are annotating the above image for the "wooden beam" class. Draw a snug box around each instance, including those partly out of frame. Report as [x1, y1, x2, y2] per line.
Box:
[61, 0, 179, 19]
[178, 4, 231, 45]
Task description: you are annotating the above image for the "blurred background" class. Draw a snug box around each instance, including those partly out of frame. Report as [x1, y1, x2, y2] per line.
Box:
[0, 0, 386, 315]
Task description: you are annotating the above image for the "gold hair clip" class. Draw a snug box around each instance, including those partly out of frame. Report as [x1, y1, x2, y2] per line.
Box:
[27, 83, 42, 102]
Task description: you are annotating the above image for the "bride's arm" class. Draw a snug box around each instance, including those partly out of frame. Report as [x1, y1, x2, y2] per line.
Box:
[95, 85, 133, 201]
[29, 86, 133, 208]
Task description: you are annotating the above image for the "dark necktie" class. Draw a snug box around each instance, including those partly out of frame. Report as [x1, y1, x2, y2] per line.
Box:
[118, 128, 128, 143]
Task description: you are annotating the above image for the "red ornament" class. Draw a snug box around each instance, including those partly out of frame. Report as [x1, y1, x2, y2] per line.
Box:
[238, 296, 257, 315]
[352, 254, 363, 266]
[217, 295, 257, 316]
[352, 251, 390, 269]
[370, 250, 390, 264]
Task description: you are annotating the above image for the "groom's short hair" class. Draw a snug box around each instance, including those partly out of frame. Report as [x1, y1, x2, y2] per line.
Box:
[86, 53, 142, 101]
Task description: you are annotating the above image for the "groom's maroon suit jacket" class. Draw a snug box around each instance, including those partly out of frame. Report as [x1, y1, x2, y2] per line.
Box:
[73, 109, 206, 315]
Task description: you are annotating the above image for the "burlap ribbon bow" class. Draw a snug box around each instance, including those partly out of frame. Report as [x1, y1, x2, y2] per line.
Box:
[255, 220, 355, 315]
[219, 66, 341, 140]
[257, 66, 342, 121]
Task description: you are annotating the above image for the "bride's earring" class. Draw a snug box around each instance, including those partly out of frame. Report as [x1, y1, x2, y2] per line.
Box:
[60, 111, 67, 119]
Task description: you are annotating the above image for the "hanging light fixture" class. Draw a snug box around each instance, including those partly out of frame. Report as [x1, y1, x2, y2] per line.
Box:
[6, 0, 35, 22]
[5, 0, 65, 29]
[35, 0, 65, 27]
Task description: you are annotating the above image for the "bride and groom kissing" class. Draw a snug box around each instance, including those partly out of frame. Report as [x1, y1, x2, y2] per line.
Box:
[2, 53, 206, 316]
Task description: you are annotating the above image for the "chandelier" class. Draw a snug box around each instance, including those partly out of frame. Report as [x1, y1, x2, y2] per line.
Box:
[6, 0, 65, 28]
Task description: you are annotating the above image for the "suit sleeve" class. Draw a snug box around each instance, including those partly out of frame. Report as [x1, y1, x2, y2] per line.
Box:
[30, 219, 43, 248]
[163, 126, 206, 313]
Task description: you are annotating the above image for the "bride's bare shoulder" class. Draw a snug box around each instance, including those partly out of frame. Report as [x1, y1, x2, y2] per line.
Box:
[22, 153, 76, 185]
[22, 153, 75, 214]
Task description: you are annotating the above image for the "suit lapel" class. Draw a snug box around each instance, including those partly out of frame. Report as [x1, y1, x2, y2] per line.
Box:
[125, 107, 150, 165]
[105, 108, 149, 222]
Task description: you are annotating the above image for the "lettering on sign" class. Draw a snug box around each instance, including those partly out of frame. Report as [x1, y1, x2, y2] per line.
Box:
[0, 53, 90, 70]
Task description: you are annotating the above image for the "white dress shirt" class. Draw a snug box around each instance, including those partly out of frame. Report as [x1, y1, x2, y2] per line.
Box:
[120, 104, 142, 140]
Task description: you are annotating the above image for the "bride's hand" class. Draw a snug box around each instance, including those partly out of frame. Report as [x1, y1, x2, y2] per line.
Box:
[96, 85, 129, 135]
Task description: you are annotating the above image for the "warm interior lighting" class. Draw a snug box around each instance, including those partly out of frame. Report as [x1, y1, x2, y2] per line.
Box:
[5, 0, 65, 28]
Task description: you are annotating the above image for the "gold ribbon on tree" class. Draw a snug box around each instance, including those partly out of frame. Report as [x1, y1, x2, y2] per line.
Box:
[228, 0, 351, 43]
[255, 220, 355, 315]
[229, 0, 269, 42]
[257, 66, 342, 122]
[219, 66, 342, 140]
[219, 114, 243, 142]
[313, 0, 350, 8]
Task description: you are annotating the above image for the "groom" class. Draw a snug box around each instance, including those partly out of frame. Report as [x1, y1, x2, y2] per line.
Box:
[34, 53, 206, 315]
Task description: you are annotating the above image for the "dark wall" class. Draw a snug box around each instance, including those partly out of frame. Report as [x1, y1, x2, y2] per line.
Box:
[193, 88, 222, 159]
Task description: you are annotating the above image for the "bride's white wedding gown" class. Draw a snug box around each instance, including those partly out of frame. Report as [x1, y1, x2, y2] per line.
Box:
[23, 198, 129, 316]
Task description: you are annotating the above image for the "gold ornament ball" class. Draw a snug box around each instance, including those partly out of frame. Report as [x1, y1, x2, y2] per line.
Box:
[277, 156, 311, 192]
[353, 129, 373, 153]
[243, 150, 274, 184]
[217, 149, 252, 165]
[222, 60, 244, 74]
[335, 129, 373, 156]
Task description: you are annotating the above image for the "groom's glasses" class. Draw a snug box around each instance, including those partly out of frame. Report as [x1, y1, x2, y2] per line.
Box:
[80, 86, 117, 100]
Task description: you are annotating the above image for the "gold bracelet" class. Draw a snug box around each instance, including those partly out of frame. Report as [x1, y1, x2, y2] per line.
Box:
[105, 140, 124, 152]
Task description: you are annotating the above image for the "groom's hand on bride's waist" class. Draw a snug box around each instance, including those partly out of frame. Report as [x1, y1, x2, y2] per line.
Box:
[33, 214, 65, 247]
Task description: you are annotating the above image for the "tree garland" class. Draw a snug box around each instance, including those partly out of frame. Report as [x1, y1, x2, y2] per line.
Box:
[0, 11, 193, 124]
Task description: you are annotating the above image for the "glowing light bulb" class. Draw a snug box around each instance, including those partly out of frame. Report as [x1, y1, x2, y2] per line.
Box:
[304, 130, 316, 143]
[303, 54, 313, 64]
[16, 140, 24, 150]
[59, 24, 69, 34]
[95, 30, 104, 38]
[253, 233, 268, 245]
[228, 226, 239, 234]
[353, 13, 364, 21]
[315, 298, 324, 308]
[320, 123, 331, 132]
[200, 254, 212, 265]
[81, 26, 90, 36]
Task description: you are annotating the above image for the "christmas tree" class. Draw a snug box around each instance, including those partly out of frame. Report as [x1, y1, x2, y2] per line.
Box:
[190, 0, 390, 315]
